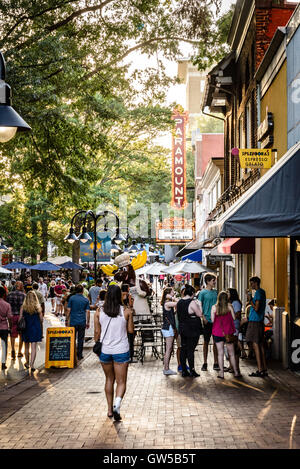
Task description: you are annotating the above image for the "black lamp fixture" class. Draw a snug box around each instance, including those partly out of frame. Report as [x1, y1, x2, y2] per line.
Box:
[0, 52, 31, 143]
[77, 225, 92, 244]
[111, 243, 121, 253]
[113, 230, 126, 245]
[64, 227, 78, 244]
[128, 240, 139, 253]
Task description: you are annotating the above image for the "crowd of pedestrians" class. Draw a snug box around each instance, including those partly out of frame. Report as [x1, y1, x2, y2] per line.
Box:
[160, 273, 269, 380]
[0, 268, 272, 425]
[0, 274, 110, 370]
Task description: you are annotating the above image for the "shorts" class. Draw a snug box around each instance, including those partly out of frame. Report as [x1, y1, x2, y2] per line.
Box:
[56, 297, 62, 305]
[100, 350, 130, 364]
[203, 322, 213, 343]
[245, 321, 264, 344]
[213, 335, 225, 343]
[10, 315, 20, 338]
[161, 325, 174, 338]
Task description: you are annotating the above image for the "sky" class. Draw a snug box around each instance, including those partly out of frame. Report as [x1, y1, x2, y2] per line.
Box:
[128, 0, 297, 149]
[124, 1, 237, 149]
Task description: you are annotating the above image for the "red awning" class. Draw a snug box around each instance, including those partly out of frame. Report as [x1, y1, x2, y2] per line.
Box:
[218, 238, 255, 254]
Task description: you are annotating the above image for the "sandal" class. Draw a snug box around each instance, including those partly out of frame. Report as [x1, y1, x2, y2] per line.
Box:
[217, 374, 224, 379]
[249, 370, 264, 377]
[107, 413, 113, 418]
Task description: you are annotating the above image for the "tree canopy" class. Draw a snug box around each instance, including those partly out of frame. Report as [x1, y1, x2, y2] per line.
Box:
[0, 0, 231, 260]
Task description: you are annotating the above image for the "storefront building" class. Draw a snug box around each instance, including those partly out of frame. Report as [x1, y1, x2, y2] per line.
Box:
[202, 0, 299, 368]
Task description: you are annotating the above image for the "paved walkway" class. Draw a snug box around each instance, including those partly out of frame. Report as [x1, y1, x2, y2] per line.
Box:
[0, 338, 300, 449]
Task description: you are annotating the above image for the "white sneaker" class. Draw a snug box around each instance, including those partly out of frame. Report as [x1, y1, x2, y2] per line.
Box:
[163, 369, 177, 375]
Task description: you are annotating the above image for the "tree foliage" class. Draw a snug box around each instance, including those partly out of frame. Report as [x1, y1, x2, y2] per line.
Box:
[0, 0, 228, 259]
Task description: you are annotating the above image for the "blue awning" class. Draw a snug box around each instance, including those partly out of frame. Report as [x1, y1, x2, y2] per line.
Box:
[182, 249, 203, 261]
[209, 142, 300, 238]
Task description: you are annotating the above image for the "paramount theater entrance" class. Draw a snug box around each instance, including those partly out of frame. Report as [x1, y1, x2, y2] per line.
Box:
[290, 238, 300, 371]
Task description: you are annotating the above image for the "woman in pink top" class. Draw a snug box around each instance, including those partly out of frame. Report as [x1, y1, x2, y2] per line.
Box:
[211, 291, 241, 379]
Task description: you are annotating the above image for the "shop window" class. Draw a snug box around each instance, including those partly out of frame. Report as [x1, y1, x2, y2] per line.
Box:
[246, 100, 251, 148]
[245, 59, 250, 91]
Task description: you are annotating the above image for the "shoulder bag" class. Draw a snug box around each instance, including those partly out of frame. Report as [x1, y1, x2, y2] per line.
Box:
[93, 317, 112, 357]
[220, 315, 237, 344]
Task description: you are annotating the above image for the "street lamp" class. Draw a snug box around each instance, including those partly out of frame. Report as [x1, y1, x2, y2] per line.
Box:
[0, 52, 31, 142]
[128, 240, 139, 253]
[65, 209, 121, 278]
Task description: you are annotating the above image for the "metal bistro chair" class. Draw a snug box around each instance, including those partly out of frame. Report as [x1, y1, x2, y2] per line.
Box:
[135, 324, 163, 364]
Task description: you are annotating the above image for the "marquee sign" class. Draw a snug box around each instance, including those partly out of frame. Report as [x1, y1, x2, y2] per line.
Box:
[156, 217, 195, 245]
[171, 109, 188, 209]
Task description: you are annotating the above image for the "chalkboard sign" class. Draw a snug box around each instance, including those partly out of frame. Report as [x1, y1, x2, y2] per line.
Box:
[45, 327, 75, 368]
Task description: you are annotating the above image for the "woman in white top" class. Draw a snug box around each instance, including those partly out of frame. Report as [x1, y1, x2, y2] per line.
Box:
[94, 285, 134, 421]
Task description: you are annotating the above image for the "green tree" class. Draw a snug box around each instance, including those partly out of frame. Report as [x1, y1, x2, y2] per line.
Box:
[0, 0, 227, 257]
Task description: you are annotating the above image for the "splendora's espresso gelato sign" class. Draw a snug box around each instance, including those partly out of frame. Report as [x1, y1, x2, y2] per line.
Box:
[171, 109, 188, 209]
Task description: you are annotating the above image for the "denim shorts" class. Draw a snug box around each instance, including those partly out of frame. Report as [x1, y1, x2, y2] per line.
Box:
[99, 350, 130, 364]
[213, 335, 226, 343]
[161, 325, 174, 338]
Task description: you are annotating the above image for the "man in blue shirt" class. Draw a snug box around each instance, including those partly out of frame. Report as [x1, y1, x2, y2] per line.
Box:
[67, 284, 90, 360]
[197, 273, 219, 371]
[246, 276, 267, 377]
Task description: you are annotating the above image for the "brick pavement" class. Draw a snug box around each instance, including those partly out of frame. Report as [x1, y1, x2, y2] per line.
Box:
[0, 344, 300, 449]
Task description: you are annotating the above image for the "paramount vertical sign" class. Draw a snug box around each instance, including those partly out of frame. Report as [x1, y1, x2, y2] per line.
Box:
[171, 109, 188, 209]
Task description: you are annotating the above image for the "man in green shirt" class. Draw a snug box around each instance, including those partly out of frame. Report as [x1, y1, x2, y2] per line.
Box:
[197, 273, 219, 371]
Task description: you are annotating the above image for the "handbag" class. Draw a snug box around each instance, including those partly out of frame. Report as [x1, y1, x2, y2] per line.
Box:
[220, 316, 237, 344]
[93, 317, 112, 356]
[17, 316, 26, 332]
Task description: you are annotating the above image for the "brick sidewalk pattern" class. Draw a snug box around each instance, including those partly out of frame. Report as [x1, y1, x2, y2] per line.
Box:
[0, 346, 300, 449]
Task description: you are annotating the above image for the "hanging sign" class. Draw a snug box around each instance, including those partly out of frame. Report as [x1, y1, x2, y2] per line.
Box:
[45, 327, 76, 368]
[156, 217, 195, 245]
[239, 149, 272, 169]
[171, 108, 188, 209]
[80, 231, 111, 263]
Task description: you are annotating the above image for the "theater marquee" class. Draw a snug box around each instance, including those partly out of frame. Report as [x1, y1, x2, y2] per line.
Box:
[171, 109, 188, 209]
[156, 217, 195, 245]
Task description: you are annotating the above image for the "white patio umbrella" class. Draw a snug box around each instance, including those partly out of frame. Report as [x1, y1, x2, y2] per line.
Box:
[162, 262, 186, 274]
[135, 264, 152, 276]
[163, 261, 213, 275]
[140, 262, 167, 313]
[180, 263, 214, 274]
[144, 262, 167, 276]
[0, 266, 12, 274]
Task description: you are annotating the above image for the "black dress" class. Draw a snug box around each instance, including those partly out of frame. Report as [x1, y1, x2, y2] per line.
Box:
[177, 299, 203, 373]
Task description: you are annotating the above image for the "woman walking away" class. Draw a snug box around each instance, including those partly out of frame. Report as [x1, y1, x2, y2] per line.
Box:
[177, 285, 203, 378]
[161, 287, 178, 375]
[49, 280, 56, 312]
[94, 285, 134, 421]
[211, 291, 241, 379]
[19, 291, 43, 372]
